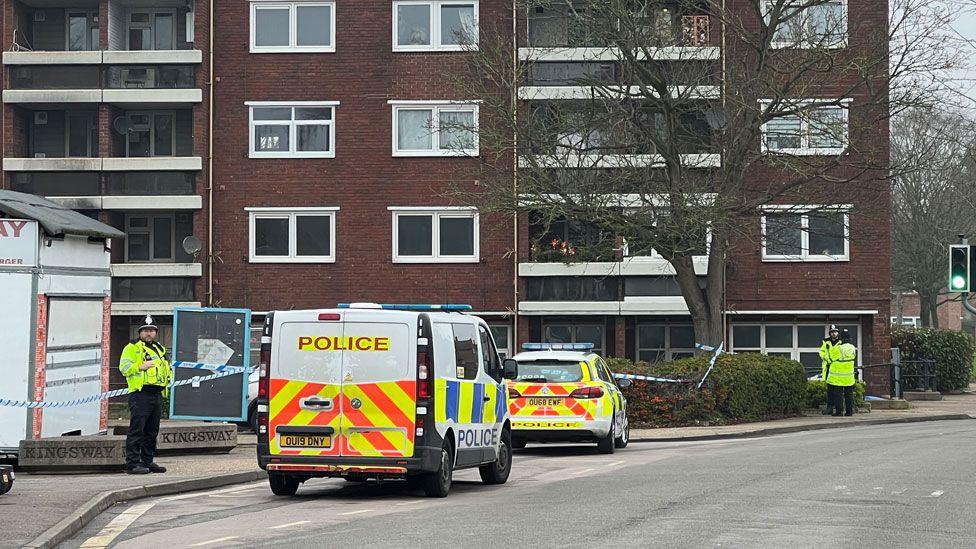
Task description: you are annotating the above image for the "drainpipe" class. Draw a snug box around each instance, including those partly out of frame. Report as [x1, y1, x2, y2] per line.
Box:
[207, 0, 215, 306]
[511, 0, 519, 342]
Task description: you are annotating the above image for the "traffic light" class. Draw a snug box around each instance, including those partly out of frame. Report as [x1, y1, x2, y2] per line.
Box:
[949, 244, 970, 292]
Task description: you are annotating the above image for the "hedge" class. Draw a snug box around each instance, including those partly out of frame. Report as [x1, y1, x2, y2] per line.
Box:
[607, 353, 807, 428]
[891, 328, 975, 392]
[805, 380, 866, 409]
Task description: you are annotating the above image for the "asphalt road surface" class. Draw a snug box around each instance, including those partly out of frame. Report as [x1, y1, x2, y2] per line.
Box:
[64, 420, 976, 548]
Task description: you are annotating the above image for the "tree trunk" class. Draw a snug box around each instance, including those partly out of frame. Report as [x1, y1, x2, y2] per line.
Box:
[671, 227, 729, 350]
[919, 290, 939, 328]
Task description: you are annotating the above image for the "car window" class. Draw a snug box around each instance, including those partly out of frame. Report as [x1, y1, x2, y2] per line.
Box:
[478, 325, 502, 382]
[515, 360, 584, 382]
[593, 358, 613, 383]
[452, 322, 479, 380]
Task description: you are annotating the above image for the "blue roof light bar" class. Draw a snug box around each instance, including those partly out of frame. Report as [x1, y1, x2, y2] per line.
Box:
[337, 303, 472, 312]
[521, 342, 595, 351]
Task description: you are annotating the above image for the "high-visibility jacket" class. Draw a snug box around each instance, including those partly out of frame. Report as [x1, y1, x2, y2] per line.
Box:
[819, 338, 842, 376]
[825, 342, 857, 387]
[119, 340, 172, 396]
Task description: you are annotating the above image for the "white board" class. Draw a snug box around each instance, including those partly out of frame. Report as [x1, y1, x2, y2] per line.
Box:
[0, 273, 33, 449]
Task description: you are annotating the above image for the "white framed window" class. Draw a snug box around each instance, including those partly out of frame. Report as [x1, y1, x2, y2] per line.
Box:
[488, 323, 512, 358]
[761, 102, 849, 155]
[636, 324, 696, 363]
[730, 322, 861, 376]
[390, 101, 479, 157]
[125, 214, 175, 262]
[542, 323, 604, 356]
[891, 316, 920, 328]
[126, 9, 176, 51]
[390, 207, 479, 263]
[393, 1, 478, 51]
[250, 1, 335, 53]
[766, 0, 847, 49]
[247, 102, 337, 158]
[761, 206, 849, 262]
[247, 207, 337, 263]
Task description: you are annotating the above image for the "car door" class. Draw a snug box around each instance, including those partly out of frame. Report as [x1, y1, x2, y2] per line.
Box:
[597, 358, 626, 429]
[478, 324, 507, 463]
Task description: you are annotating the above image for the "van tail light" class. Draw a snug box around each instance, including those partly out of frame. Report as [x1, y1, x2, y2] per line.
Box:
[258, 344, 271, 399]
[417, 349, 430, 400]
[569, 386, 604, 399]
[508, 387, 521, 399]
[318, 313, 340, 321]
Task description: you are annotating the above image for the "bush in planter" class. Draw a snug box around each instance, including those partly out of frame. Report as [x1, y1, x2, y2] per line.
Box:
[607, 353, 807, 427]
[892, 328, 975, 392]
[805, 379, 866, 409]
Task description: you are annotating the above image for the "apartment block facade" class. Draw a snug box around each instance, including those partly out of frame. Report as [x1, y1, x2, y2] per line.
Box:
[1, 0, 891, 391]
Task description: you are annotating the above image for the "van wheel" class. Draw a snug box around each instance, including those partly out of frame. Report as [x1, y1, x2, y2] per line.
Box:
[268, 473, 300, 496]
[479, 430, 512, 485]
[597, 415, 616, 454]
[614, 416, 630, 449]
[422, 443, 454, 498]
[247, 401, 259, 433]
[512, 437, 527, 449]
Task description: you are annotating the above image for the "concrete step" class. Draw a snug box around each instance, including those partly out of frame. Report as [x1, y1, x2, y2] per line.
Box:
[866, 399, 911, 410]
[903, 391, 943, 401]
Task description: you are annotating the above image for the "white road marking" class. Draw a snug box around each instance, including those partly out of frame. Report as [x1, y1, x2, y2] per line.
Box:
[79, 502, 156, 548]
[339, 509, 374, 516]
[163, 483, 263, 502]
[189, 536, 239, 546]
[571, 468, 594, 476]
[395, 500, 424, 506]
[269, 520, 311, 530]
[833, 485, 847, 491]
[607, 460, 625, 467]
[926, 490, 945, 498]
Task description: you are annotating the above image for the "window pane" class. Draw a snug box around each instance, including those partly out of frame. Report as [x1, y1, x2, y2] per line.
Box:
[255, 8, 290, 47]
[398, 215, 433, 256]
[128, 216, 149, 228]
[439, 217, 474, 256]
[638, 350, 664, 363]
[768, 351, 792, 359]
[296, 108, 331, 121]
[297, 124, 329, 152]
[808, 107, 845, 149]
[441, 4, 476, 46]
[765, 214, 802, 256]
[544, 325, 571, 344]
[638, 325, 665, 349]
[438, 110, 476, 151]
[154, 13, 173, 50]
[128, 127, 151, 157]
[397, 4, 431, 46]
[797, 325, 825, 347]
[255, 217, 289, 256]
[808, 213, 845, 256]
[67, 114, 91, 157]
[68, 14, 88, 51]
[296, 5, 332, 46]
[127, 233, 150, 261]
[129, 28, 150, 50]
[808, 2, 845, 43]
[295, 215, 331, 256]
[574, 325, 604, 352]
[765, 325, 793, 348]
[255, 125, 289, 152]
[397, 109, 433, 150]
[732, 325, 760, 348]
[152, 217, 172, 259]
[765, 116, 802, 149]
[489, 325, 510, 354]
[253, 107, 292, 121]
[669, 325, 694, 349]
[153, 114, 173, 156]
[452, 322, 480, 380]
[799, 352, 822, 376]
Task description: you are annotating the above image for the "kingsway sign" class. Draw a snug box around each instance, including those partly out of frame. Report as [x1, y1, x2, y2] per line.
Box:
[0, 219, 38, 267]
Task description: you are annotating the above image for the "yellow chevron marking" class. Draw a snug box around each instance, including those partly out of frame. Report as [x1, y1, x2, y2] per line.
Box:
[269, 381, 306, 421]
[457, 382, 474, 424]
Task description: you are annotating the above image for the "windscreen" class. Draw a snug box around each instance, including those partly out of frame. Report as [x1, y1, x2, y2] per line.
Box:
[515, 360, 584, 382]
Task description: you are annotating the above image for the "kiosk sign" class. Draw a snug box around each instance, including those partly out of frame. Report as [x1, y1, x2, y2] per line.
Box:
[0, 219, 38, 267]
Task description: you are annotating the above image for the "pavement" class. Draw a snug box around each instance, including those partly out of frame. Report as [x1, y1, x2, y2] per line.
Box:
[5, 389, 976, 548]
[61, 420, 976, 548]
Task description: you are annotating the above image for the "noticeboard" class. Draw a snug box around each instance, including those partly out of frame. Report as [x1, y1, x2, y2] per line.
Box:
[169, 307, 251, 421]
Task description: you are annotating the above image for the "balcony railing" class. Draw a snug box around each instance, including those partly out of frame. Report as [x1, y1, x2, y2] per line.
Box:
[8, 65, 196, 89]
[10, 172, 197, 197]
[528, 10, 711, 48]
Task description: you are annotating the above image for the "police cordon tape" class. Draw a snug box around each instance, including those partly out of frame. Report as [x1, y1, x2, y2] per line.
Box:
[0, 362, 252, 409]
[610, 342, 727, 387]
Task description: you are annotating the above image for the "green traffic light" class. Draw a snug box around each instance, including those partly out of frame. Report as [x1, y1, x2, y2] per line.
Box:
[952, 275, 967, 290]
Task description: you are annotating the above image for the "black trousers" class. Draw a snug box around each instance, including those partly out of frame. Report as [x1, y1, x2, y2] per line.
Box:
[126, 390, 162, 467]
[827, 384, 854, 416]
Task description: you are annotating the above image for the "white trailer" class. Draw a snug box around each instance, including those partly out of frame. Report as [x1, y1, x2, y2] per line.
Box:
[0, 191, 123, 455]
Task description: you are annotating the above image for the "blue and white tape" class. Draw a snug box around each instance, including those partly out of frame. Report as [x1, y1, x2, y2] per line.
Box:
[173, 361, 249, 373]
[0, 365, 253, 409]
[697, 342, 725, 389]
[613, 373, 686, 383]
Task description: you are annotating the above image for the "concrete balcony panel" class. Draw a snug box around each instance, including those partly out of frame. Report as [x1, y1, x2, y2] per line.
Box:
[518, 262, 618, 277]
[102, 50, 203, 65]
[619, 296, 691, 315]
[518, 85, 720, 100]
[3, 158, 102, 171]
[101, 157, 203, 171]
[102, 88, 202, 106]
[519, 153, 721, 169]
[101, 195, 202, 210]
[3, 89, 101, 103]
[3, 51, 103, 65]
[46, 196, 104, 210]
[518, 301, 622, 315]
[111, 263, 203, 277]
[519, 47, 721, 62]
[111, 301, 201, 316]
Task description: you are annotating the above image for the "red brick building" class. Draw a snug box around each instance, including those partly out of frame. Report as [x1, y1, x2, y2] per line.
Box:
[1, 0, 890, 388]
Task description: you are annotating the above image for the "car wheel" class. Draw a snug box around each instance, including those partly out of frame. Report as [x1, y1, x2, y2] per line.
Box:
[247, 401, 259, 433]
[597, 413, 616, 454]
[614, 415, 630, 449]
[268, 473, 300, 496]
[479, 429, 513, 485]
[422, 441, 454, 497]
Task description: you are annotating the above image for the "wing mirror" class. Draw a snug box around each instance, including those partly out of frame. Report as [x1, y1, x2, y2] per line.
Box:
[503, 358, 519, 380]
[617, 377, 633, 388]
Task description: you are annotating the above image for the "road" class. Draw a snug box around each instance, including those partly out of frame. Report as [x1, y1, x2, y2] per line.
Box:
[64, 420, 976, 548]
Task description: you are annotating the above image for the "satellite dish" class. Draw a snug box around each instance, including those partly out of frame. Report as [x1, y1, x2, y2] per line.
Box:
[182, 235, 202, 257]
[112, 116, 132, 135]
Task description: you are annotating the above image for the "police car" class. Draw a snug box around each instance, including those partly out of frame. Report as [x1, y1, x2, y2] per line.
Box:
[507, 343, 630, 454]
[255, 303, 517, 497]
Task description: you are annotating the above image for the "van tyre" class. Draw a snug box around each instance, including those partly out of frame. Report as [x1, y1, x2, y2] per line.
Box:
[268, 473, 300, 496]
[422, 442, 454, 498]
[597, 415, 616, 454]
[512, 437, 527, 449]
[247, 401, 259, 433]
[614, 416, 630, 449]
[479, 430, 512, 485]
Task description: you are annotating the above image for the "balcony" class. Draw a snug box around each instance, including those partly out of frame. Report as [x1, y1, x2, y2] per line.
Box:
[3, 64, 200, 106]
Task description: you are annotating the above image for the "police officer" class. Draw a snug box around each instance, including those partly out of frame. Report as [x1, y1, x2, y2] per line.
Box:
[119, 315, 172, 474]
[819, 325, 842, 414]
[824, 329, 858, 416]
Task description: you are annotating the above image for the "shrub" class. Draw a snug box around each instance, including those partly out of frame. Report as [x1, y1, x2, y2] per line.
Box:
[805, 379, 866, 409]
[608, 353, 807, 428]
[891, 328, 975, 392]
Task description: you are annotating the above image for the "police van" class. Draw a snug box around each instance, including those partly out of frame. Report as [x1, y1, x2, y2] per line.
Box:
[255, 303, 517, 497]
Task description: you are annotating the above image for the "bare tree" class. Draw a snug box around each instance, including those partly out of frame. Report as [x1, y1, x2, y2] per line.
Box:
[445, 0, 964, 346]
[891, 106, 976, 327]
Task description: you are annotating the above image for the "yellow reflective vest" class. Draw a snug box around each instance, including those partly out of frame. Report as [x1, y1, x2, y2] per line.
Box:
[825, 342, 857, 387]
[119, 340, 172, 396]
[819, 339, 841, 375]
